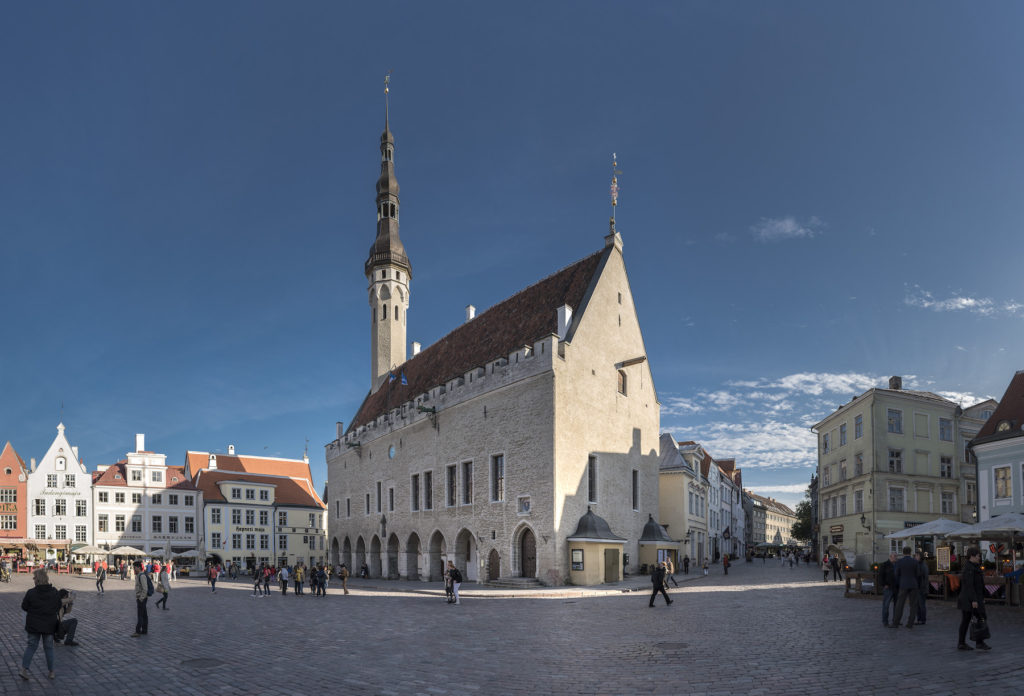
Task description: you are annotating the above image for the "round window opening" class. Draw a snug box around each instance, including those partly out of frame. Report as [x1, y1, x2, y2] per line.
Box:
[388, 445, 396, 459]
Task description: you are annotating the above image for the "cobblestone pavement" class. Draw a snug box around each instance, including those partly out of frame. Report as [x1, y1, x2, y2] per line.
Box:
[2, 561, 1022, 695]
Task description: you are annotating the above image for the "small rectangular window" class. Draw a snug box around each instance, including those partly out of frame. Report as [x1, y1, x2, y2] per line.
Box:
[855, 414, 863, 439]
[587, 456, 598, 503]
[377, 481, 382, 513]
[447, 465, 457, 507]
[839, 423, 847, 447]
[887, 409, 903, 434]
[388, 488, 394, 512]
[424, 472, 433, 510]
[888, 449, 902, 473]
[631, 469, 639, 511]
[411, 475, 420, 511]
[939, 418, 953, 442]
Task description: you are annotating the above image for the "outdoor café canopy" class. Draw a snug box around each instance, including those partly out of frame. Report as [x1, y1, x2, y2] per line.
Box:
[884, 518, 972, 540]
[110, 546, 148, 556]
[70, 544, 107, 555]
[944, 513, 1024, 542]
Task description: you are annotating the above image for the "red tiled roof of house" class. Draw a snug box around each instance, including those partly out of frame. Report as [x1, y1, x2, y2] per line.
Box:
[193, 469, 325, 509]
[185, 451, 313, 481]
[93, 462, 196, 490]
[347, 248, 606, 432]
[717, 458, 735, 474]
[974, 370, 1024, 441]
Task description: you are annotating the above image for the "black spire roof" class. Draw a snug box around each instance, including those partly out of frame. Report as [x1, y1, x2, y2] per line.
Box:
[567, 506, 625, 541]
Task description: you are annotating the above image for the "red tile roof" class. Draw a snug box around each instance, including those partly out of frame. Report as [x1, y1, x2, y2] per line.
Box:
[185, 451, 313, 482]
[193, 469, 325, 509]
[347, 248, 606, 432]
[974, 370, 1024, 442]
[92, 462, 196, 490]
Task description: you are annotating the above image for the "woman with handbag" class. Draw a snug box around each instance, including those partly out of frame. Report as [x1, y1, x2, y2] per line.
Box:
[957, 546, 991, 651]
[19, 568, 61, 680]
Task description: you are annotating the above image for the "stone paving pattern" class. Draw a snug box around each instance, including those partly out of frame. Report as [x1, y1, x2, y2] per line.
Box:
[2, 561, 1022, 695]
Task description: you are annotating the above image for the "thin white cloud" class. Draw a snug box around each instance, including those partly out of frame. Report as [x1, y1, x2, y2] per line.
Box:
[729, 372, 883, 397]
[934, 390, 993, 408]
[750, 216, 824, 243]
[745, 483, 809, 495]
[904, 286, 1023, 318]
[662, 397, 704, 416]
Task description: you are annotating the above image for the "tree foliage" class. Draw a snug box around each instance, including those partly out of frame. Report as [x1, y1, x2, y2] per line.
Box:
[791, 498, 813, 543]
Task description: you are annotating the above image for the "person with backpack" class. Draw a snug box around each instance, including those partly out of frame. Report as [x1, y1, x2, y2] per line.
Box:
[262, 565, 272, 597]
[130, 561, 152, 637]
[96, 563, 106, 594]
[447, 561, 463, 605]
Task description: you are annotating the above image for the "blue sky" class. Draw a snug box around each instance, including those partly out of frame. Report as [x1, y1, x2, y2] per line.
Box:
[2, 2, 1022, 509]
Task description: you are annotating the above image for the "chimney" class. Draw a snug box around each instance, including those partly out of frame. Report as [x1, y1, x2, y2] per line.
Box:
[135, 433, 145, 452]
[208, 454, 217, 470]
[889, 376, 903, 390]
[336, 422, 344, 440]
[30, 457, 36, 472]
[465, 305, 476, 323]
[411, 341, 421, 356]
[557, 304, 573, 340]
[228, 444, 235, 456]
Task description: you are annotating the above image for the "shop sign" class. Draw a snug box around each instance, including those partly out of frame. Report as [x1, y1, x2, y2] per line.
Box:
[829, 525, 844, 533]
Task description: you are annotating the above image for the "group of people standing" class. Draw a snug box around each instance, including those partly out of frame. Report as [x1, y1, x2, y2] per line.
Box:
[881, 545, 992, 651]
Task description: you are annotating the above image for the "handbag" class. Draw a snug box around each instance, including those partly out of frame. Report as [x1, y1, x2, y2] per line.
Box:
[969, 612, 991, 642]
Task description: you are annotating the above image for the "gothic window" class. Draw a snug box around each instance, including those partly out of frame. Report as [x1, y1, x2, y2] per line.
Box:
[382, 304, 387, 320]
[394, 305, 398, 321]
[617, 370, 627, 396]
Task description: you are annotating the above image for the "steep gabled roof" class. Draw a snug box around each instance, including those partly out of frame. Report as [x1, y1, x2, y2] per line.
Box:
[0, 441, 27, 474]
[347, 248, 606, 432]
[974, 370, 1024, 443]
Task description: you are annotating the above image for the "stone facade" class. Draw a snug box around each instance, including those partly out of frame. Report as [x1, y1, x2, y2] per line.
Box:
[327, 233, 660, 585]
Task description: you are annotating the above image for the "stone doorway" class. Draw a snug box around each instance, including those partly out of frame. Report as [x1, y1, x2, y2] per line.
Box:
[520, 529, 536, 578]
[487, 549, 500, 581]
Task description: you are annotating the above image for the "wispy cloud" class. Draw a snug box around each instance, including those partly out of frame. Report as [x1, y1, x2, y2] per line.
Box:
[934, 390, 992, 407]
[904, 286, 1023, 318]
[750, 216, 824, 243]
[745, 483, 810, 495]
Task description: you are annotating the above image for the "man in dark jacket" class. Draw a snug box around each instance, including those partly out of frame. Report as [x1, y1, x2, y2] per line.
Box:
[915, 551, 930, 625]
[20, 568, 62, 680]
[956, 546, 990, 650]
[648, 561, 673, 607]
[890, 547, 923, 629]
[879, 552, 898, 626]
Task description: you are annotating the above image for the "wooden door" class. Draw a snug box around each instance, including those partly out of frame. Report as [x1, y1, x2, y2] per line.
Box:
[487, 549, 500, 581]
[521, 530, 536, 578]
[604, 549, 619, 583]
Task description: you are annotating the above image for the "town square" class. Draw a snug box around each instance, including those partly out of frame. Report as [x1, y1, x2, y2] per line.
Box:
[3, 3, 1024, 694]
[3, 563, 1023, 694]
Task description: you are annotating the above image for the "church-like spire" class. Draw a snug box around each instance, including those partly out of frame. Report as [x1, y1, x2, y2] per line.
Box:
[366, 72, 411, 278]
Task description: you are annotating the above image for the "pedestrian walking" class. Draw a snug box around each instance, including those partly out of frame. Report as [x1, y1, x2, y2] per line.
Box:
[821, 555, 830, 582]
[252, 564, 265, 597]
[915, 551, 929, 625]
[649, 561, 673, 607]
[890, 547, 923, 629]
[880, 552, 897, 626]
[446, 560, 463, 605]
[830, 554, 843, 582]
[279, 565, 289, 595]
[294, 563, 304, 595]
[96, 564, 106, 594]
[340, 563, 350, 595]
[666, 558, 679, 586]
[19, 568, 61, 680]
[155, 565, 170, 610]
[702, 560, 709, 576]
[262, 565, 272, 596]
[682, 555, 690, 574]
[956, 547, 991, 650]
[723, 554, 730, 575]
[209, 563, 219, 593]
[130, 561, 151, 637]
[444, 563, 454, 603]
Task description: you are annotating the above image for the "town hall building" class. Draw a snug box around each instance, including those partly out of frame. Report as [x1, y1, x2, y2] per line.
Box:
[325, 106, 661, 585]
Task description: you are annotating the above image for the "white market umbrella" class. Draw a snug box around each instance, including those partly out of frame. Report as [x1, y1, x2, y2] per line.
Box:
[110, 546, 147, 556]
[71, 544, 107, 555]
[173, 550, 199, 558]
[884, 518, 972, 540]
[945, 512, 1024, 566]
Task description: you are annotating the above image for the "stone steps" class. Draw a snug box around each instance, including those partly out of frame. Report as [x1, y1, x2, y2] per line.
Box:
[483, 576, 544, 589]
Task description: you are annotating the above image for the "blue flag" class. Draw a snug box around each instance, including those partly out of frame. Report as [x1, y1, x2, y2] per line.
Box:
[388, 372, 395, 383]
[400, 371, 408, 386]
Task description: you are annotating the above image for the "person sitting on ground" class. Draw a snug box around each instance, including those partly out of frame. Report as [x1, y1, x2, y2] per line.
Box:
[54, 588, 79, 647]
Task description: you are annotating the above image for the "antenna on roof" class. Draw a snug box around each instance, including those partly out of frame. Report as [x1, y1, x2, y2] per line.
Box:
[609, 153, 621, 230]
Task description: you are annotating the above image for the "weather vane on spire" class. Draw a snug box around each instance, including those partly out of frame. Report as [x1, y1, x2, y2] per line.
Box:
[384, 70, 392, 126]
[610, 152, 622, 224]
